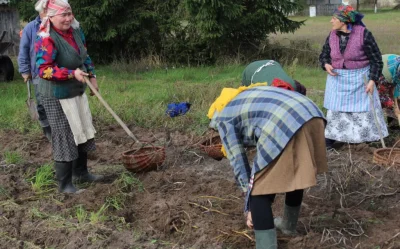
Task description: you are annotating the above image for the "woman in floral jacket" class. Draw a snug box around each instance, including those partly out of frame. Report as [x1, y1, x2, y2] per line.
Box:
[35, 0, 103, 193]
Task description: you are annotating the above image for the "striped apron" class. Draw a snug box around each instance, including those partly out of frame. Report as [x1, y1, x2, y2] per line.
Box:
[323, 66, 381, 112]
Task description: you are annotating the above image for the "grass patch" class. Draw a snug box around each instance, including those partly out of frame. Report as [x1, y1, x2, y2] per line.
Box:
[105, 194, 125, 210]
[3, 151, 23, 164]
[1, 62, 327, 134]
[0, 185, 11, 199]
[75, 205, 88, 223]
[29, 163, 56, 194]
[113, 172, 144, 193]
[89, 203, 109, 224]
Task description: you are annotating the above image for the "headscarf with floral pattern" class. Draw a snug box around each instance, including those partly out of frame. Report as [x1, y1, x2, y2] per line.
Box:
[333, 4, 365, 30]
[35, 0, 80, 38]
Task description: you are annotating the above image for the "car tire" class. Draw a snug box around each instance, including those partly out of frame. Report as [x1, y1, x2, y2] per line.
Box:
[0, 55, 14, 82]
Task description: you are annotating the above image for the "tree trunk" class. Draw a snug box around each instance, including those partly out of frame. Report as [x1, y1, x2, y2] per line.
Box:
[356, 0, 359, 11]
[374, 0, 378, 13]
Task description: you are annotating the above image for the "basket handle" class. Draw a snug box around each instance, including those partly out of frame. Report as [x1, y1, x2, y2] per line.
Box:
[387, 139, 400, 163]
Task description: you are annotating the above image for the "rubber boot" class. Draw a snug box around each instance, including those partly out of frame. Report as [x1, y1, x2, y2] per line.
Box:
[254, 228, 278, 249]
[72, 152, 104, 183]
[55, 161, 81, 193]
[325, 138, 335, 150]
[42, 126, 52, 142]
[274, 204, 301, 235]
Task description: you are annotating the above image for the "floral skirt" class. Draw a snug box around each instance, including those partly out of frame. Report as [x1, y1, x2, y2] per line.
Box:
[325, 109, 388, 143]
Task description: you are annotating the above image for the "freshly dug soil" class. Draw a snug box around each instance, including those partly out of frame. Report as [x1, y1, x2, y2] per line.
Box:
[0, 127, 399, 249]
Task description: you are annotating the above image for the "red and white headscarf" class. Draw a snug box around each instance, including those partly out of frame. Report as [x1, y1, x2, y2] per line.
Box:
[35, 0, 80, 37]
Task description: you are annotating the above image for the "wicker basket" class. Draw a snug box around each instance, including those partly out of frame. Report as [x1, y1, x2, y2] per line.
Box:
[373, 140, 400, 168]
[121, 146, 165, 173]
[199, 135, 224, 160]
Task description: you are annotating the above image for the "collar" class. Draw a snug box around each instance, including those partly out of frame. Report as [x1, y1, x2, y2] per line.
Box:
[336, 30, 350, 37]
[34, 15, 41, 25]
[52, 25, 74, 39]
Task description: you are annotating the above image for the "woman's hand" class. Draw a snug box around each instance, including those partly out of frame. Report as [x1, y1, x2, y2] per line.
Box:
[324, 64, 338, 76]
[89, 77, 99, 96]
[365, 80, 375, 94]
[246, 212, 253, 229]
[74, 68, 89, 83]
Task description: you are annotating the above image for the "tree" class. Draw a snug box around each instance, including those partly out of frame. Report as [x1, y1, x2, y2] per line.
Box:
[11, 0, 304, 65]
[181, 0, 304, 63]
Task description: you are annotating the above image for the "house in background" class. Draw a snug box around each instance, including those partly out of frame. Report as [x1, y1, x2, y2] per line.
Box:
[0, 0, 19, 56]
[306, 0, 343, 16]
[304, 0, 398, 16]
[0, 0, 18, 81]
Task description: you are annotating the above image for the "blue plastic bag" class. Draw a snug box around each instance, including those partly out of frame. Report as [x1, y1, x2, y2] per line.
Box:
[166, 102, 191, 117]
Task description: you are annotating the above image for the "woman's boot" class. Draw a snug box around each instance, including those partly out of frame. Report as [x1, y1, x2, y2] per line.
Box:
[72, 152, 104, 183]
[54, 161, 80, 193]
[254, 228, 278, 249]
[274, 204, 301, 235]
[42, 126, 52, 142]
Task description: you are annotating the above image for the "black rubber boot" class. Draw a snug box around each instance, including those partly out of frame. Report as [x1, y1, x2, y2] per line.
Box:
[42, 126, 52, 142]
[325, 138, 335, 150]
[54, 161, 81, 193]
[274, 205, 301, 235]
[73, 152, 104, 183]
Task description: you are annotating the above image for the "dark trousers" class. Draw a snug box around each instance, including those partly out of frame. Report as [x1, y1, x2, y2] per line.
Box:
[250, 189, 304, 230]
[33, 83, 49, 128]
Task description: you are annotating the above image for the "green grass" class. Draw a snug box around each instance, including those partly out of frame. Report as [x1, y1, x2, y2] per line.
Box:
[105, 194, 125, 210]
[3, 151, 23, 164]
[113, 172, 144, 192]
[29, 163, 56, 194]
[89, 203, 108, 224]
[75, 205, 88, 223]
[1, 62, 327, 134]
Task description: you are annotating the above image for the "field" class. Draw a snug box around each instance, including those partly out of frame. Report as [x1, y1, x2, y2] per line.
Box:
[1, 10, 400, 249]
[272, 9, 400, 55]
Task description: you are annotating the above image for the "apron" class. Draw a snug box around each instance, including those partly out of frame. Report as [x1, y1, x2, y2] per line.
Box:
[323, 66, 380, 112]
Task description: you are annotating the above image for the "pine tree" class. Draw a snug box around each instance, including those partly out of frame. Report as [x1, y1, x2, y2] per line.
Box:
[11, 0, 304, 64]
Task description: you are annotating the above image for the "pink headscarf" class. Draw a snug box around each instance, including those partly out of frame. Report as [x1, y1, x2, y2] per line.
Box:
[35, 0, 80, 37]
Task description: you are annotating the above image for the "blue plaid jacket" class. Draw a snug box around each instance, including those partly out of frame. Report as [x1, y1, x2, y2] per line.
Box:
[209, 86, 325, 211]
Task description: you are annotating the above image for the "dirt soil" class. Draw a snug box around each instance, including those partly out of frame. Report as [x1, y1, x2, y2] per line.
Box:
[0, 126, 400, 249]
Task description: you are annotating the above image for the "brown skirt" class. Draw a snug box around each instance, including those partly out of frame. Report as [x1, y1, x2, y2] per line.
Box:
[251, 118, 328, 196]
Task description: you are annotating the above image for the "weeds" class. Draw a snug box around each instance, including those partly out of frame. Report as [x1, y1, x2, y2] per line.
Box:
[114, 172, 144, 192]
[0, 185, 10, 199]
[75, 205, 88, 224]
[105, 194, 125, 210]
[89, 203, 109, 224]
[3, 151, 23, 165]
[29, 163, 56, 194]
[30, 207, 48, 219]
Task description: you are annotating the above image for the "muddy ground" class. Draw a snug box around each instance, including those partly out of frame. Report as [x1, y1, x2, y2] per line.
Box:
[0, 126, 400, 249]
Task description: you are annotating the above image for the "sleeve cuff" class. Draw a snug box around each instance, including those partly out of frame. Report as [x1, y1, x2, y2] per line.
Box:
[69, 70, 75, 79]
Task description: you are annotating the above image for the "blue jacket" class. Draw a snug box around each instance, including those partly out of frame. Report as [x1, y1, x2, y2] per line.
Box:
[18, 16, 41, 81]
